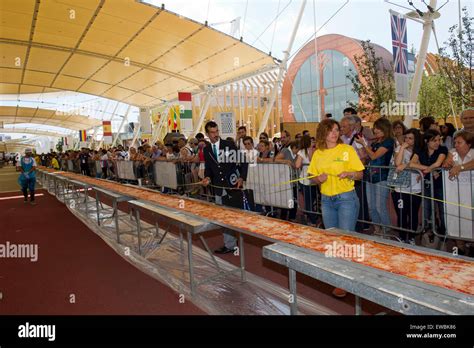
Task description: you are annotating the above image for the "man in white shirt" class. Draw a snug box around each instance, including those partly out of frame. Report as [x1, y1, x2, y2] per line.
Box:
[236, 126, 247, 150]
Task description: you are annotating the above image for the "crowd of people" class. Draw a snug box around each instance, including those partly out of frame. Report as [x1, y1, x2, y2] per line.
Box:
[28, 108, 473, 250]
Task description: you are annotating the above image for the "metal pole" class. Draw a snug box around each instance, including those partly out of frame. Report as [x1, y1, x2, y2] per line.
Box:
[130, 121, 141, 149]
[88, 126, 99, 149]
[99, 101, 121, 149]
[458, 0, 464, 110]
[258, 0, 307, 136]
[355, 295, 362, 315]
[192, 91, 213, 136]
[404, 0, 438, 128]
[431, 22, 459, 129]
[151, 103, 171, 144]
[313, 0, 321, 122]
[289, 268, 298, 315]
[112, 105, 131, 147]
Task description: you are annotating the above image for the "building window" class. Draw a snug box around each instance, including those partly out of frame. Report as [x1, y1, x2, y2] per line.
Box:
[291, 49, 359, 121]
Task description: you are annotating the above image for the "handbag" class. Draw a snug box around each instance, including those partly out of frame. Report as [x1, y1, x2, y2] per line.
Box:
[386, 167, 411, 188]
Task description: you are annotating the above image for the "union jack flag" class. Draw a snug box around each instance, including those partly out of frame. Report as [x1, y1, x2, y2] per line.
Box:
[391, 11, 408, 75]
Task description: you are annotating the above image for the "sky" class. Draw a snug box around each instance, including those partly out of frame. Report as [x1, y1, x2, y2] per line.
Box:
[149, 0, 473, 62]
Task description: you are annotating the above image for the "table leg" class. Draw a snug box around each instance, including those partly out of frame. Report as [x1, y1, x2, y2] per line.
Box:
[136, 208, 142, 255]
[95, 191, 100, 226]
[84, 186, 89, 218]
[355, 295, 362, 315]
[187, 231, 195, 296]
[113, 199, 120, 244]
[239, 233, 246, 282]
[289, 268, 298, 315]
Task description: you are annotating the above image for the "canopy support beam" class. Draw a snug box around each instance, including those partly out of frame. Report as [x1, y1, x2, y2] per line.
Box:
[192, 89, 213, 136]
[112, 105, 131, 147]
[258, 0, 306, 136]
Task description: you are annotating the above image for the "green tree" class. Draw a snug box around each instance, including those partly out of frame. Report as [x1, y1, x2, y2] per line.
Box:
[417, 75, 454, 120]
[56, 138, 63, 153]
[437, 7, 473, 110]
[346, 40, 395, 115]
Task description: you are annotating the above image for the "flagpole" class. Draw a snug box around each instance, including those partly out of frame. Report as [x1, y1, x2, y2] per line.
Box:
[404, 0, 438, 128]
[458, 0, 464, 110]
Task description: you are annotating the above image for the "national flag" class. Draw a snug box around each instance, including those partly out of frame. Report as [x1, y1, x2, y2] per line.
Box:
[102, 121, 112, 136]
[390, 10, 409, 101]
[178, 92, 193, 132]
[79, 130, 87, 142]
[390, 10, 408, 75]
[168, 106, 180, 131]
[102, 121, 112, 144]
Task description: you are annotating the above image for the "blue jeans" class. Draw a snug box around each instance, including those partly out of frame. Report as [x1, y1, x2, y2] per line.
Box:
[321, 190, 359, 231]
[299, 183, 317, 224]
[21, 177, 36, 201]
[365, 181, 391, 226]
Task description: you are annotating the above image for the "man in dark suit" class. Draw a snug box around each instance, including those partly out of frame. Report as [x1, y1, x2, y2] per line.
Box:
[202, 121, 247, 254]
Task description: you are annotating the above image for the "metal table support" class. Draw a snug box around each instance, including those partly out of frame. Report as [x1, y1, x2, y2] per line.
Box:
[67, 179, 93, 218]
[48, 173, 68, 202]
[93, 186, 134, 244]
[128, 199, 244, 297]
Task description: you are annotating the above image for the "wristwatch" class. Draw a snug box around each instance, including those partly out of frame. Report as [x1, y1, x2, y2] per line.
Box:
[460, 165, 465, 171]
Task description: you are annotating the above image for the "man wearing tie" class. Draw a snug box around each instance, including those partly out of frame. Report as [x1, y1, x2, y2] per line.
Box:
[202, 121, 247, 254]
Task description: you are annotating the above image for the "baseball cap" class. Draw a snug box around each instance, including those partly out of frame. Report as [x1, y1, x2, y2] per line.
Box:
[25, 148, 32, 153]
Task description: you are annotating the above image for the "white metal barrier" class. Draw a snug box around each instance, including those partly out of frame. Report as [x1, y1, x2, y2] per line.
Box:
[442, 169, 474, 241]
[67, 159, 75, 172]
[115, 160, 137, 180]
[245, 162, 295, 209]
[153, 161, 178, 189]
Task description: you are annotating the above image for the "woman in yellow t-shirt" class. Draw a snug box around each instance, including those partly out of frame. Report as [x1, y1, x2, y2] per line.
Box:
[308, 119, 365, 232]
[51, 155, 60, 170]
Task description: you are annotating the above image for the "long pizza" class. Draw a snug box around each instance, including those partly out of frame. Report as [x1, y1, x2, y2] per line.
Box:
[40, 168, 474, 296]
